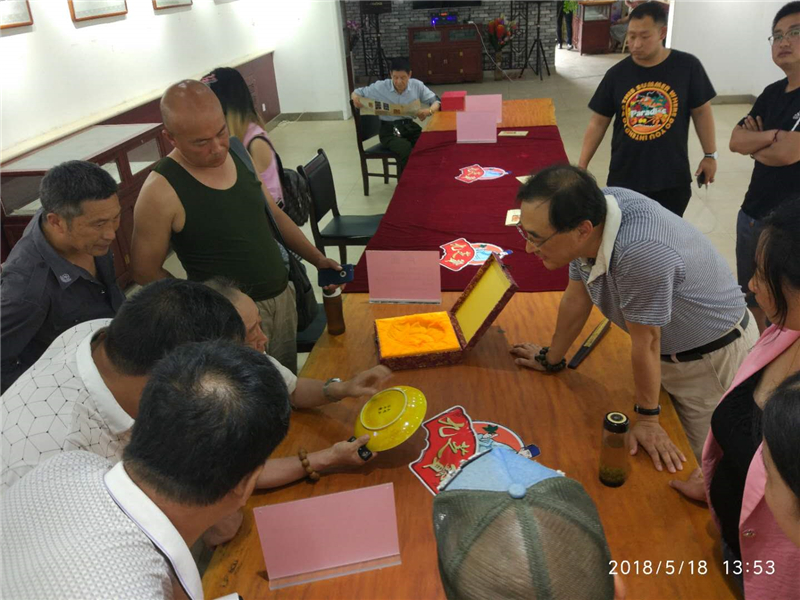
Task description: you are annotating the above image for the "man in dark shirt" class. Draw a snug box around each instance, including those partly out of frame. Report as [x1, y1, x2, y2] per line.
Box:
[1, 161, 125, 392]
[729, 1, 800, 333]
[578, 2, 718, 217]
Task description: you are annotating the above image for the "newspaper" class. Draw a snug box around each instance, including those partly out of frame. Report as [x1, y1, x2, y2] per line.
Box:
[358, 98, 423, 117]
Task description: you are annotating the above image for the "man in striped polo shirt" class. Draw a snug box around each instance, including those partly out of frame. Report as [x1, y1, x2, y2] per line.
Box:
[511, 166, 758, 471]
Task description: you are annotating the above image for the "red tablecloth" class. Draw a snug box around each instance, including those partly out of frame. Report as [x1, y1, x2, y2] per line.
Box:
[346, 126, 570, 293]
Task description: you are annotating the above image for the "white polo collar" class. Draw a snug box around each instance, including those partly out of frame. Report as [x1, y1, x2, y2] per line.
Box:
[583, 194, 622, 285]
[104, 462, 203, 600]
[76, 326, 135, 436]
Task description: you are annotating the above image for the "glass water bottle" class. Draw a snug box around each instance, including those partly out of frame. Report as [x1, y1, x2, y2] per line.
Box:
[599, 411, 630, 488]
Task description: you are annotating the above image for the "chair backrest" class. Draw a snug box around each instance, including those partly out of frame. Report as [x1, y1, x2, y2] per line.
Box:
[297, 149, 338, 245]
[359, 113, 382, 142]
[351, 101, 382, 153]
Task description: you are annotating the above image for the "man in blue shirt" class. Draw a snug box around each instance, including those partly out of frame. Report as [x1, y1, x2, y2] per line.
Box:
[351, 57, 440, 169]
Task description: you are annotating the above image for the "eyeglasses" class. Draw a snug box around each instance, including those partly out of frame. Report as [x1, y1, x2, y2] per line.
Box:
[768, 28, 800, 45]
[516, 224, 560, 249]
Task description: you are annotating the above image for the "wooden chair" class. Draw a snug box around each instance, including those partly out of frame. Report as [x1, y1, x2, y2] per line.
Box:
[297, 149, 383, 264]
[351, 101, 403, 196]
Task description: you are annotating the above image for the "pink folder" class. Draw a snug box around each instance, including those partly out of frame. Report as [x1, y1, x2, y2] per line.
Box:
[465, 94, 503, 123]
[254, 483, 401, 589]
[456, 111, 497, 144]
[367, 250, 442, 304]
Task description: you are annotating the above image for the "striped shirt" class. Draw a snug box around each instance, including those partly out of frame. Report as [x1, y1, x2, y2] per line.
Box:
[353, 78, 438, 121]
[569, 188, 745, 355]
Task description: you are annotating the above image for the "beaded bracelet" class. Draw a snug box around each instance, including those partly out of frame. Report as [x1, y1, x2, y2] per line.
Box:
[534, 346, 566, 373]
[298, 448, 320, 482]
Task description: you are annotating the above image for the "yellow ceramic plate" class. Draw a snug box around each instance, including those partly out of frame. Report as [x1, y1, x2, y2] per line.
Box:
[354, 386, 428, 452]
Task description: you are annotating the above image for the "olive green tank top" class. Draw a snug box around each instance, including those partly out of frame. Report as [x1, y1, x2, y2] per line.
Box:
[153, 152, 288, 301]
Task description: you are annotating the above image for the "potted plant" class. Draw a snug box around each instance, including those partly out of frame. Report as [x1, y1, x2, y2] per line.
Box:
[487, 15, 519, 79]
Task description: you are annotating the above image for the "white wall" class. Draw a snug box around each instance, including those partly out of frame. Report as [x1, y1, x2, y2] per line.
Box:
[274, 0, 351, 119]
[669, 1, 785, 98]
[0, 0, 349, 160]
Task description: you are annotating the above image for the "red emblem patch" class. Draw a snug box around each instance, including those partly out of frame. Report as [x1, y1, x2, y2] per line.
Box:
[455, 164, 486, 183]
[439, 237, 476, 272]
[409, 405, 478, 495]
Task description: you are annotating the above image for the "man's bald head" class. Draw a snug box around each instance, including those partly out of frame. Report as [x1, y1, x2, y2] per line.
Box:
[160, 79, 230, 169]
[160, 79, 224, 135]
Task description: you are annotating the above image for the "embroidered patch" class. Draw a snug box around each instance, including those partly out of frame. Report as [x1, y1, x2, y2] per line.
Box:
[455, 164, 509, 184]
[440, 238, 509, 272]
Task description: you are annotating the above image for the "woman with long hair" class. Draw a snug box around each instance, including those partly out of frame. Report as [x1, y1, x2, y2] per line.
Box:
[203, 67, 284, 209]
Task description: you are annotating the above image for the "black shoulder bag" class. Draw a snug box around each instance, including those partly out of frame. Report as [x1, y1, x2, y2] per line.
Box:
[229, 136, 318, 332]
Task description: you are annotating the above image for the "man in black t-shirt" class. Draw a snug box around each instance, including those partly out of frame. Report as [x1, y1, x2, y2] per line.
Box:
[579, 2, 718, 217]
[729, 1, 800, 333]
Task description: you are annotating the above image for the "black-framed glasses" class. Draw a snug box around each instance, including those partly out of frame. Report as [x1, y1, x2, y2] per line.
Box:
[768, 27, 800, 45]
[516, 224, 560, 249]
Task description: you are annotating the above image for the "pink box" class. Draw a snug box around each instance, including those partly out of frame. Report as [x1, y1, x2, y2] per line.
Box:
[441, 91, 467, 111]
[367, 250, 442, 304]
[456, 111, 497, 144]
[465, 94, 503, 124]
[254, 483, 401, 589]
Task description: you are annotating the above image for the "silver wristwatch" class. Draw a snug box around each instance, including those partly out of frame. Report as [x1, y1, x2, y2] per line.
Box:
[322, 377, 343, 402]
[704, 151, 718, 159]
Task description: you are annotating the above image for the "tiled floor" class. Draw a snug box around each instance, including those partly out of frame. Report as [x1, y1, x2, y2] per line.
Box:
[163, 47, 753, 369]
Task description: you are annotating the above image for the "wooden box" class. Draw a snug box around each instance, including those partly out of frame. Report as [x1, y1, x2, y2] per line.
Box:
[375, 254, 518, 370]
[573, 1, 614, 55]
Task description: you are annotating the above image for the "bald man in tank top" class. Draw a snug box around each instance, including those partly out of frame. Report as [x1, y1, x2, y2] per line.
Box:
[131, 80, 340, 373]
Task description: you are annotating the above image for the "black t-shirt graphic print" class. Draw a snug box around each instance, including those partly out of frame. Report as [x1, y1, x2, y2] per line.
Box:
[589, 50, 716, 193]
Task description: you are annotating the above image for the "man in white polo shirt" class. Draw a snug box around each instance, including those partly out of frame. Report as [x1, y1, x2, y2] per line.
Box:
[204, 277, 391, 487]
[2, 278, 391, 495]
[511, 166, 758, 470]
[1, 340, 288, 600]
[0, 278, 245, 492]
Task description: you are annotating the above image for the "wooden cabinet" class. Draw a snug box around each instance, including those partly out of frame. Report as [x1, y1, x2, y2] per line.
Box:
[408, 25, 483, 84]
[573, 1, 615, 55]
[0, 123, 167, 288]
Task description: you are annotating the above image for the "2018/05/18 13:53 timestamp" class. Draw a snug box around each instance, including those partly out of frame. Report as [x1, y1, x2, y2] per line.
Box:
[609, 560, 776, 576]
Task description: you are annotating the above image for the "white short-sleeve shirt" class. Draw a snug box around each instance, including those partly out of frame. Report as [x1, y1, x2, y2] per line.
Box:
[1, 451, 203, 599]
[0, 319, 131, 491]
[266, 355, 297, 394]
[1, 319, 297, 492]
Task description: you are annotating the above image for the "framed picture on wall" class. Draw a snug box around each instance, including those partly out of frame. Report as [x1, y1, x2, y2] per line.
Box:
[0, 0, 34, 30]
[153, 0, 192, 9]
[68, 0, 127, 22]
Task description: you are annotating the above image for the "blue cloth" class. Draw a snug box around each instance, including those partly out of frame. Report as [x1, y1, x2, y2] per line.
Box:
[353, 78, 438, 121]
[441, 446, 562, 498]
